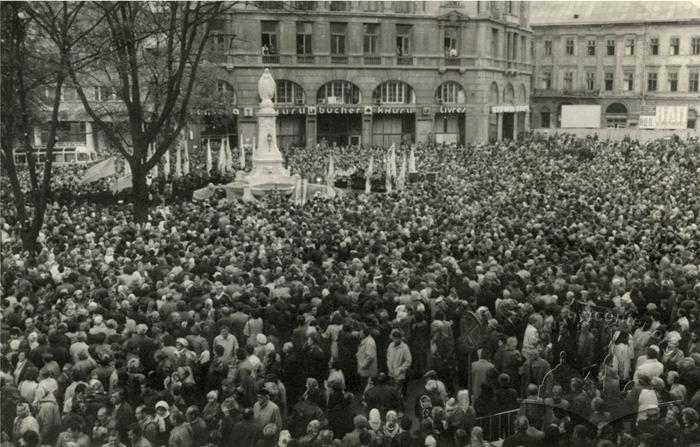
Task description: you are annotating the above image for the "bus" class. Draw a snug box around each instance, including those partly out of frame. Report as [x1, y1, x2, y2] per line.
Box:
[13, 145, 98, 165]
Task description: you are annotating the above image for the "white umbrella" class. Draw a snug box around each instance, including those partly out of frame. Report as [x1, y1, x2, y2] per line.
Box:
[174, 141, 182, 178]
[365, 156, 373, 195]
[206, 140, 213, 173]
[409, 145, 417, 173]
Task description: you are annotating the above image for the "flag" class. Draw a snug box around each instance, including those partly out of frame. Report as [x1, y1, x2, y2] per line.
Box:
[218, 138, 226, 175]
[397, 153, 407, 191]
[206, 140, 213, 173]
[409, 145, 417, 173]
[385, 153, 392, 193]
[81, 157, 116, 184]
[174, 141, 182, 178]
[389, 144, 397, 178]
[225, 136, 233, 172]
[326, 155, 335, 187]
[183, 140, 190, 175]
[239, 144, 245, 169]
[365, 156, 373, 195]
[149, 144, 159, 178]
[111, 161, 132, 193]
[163, 148, 171, 178]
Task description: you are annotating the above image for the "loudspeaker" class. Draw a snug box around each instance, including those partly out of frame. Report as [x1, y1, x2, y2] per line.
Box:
[408, 172, 420, 183]
[425, 172, 437, 183]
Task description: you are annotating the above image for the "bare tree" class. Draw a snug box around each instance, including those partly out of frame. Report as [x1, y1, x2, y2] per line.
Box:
[0, 2, 89, 252]
[54, 1, 227, 221]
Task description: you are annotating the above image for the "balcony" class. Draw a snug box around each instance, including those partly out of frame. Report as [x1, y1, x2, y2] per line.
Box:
[364, 55, 381, 65]
[262, 54, 280, 64]
[444, 57, 460, 66]
[296, 55, 315, 64]
[533, 88, 601, 97]
[397, 55, 414, 66]
[331, 55, 348, 64]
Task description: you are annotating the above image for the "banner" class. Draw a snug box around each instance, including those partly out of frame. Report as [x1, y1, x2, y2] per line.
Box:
[655, 106, 688, 130]
[81, 157, 116, 184]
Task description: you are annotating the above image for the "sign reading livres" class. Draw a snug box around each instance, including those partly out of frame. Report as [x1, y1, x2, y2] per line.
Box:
[439, 106, 468, 114]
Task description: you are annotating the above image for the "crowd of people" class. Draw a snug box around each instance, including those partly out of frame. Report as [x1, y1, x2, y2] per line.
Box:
[1, 133, 700, 447]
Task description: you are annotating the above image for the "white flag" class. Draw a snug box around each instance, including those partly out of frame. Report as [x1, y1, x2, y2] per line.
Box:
[409, 145, 417, 173]
[385, 153, 392, 193]
[397, 153, 407, 191]
[206, 140, 213, 173]
[174, 141, 182, 178]
[225, 136, 233, 172]
[163, 148, 171, 178]
[365, 156, 373, 195]
[218, 138, 226, 175]
[390, 144, 397, 178]
[183, 140, 190, 175]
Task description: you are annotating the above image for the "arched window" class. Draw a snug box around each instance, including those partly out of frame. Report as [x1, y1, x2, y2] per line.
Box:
[605, 103, 628, 128]
[606, 103, 628, 114]
[217, 80, 236, 103]
[372, 81, 415, 104]
[435, 81, 466, 104]
[276, 80, 305, 105]
[504, 83, 515, 104]
[317, 81, 361, 104]
[519, 84, 527, 103]
[489, 82, 499, 105]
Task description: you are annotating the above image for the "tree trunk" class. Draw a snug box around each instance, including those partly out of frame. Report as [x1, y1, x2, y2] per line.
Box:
[131, 160, 149, 223]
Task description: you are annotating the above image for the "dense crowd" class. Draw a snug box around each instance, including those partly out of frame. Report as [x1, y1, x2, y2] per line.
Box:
[1, 133, 700, 447]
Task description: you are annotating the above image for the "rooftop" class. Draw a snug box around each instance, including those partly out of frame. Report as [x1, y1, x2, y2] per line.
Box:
[530, 1, 700, 26]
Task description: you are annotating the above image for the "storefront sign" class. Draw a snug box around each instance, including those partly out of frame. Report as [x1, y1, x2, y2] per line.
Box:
[638, 115, 656, 129]
[192, 108, 240, 116]
[374, 106, 415, 114]
[491, 105, 530, 113]
[278, 107, 307, 115]
[655, 105, 688, 130]
[439, 106, 468, 114]
[315, 106, 365, 115]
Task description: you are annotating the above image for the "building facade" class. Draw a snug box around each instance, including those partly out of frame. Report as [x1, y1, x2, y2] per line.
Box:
[197, 0, 533, 149]
[530, 1, 700, 130]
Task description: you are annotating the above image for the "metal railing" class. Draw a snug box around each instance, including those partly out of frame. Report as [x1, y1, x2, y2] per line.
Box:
[262, 55, 280, 64]
[397, 55, 414, 66]
[474, 408, 519, 442]
[445, 56, 461, 66]
[364, 55, 381, 65]
[331, 55, 348, 64]
[296, 55, 315, 64]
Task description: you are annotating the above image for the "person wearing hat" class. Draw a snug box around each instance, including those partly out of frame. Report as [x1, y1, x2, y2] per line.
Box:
[356, 325, 378, 387]
[253, 388, 282, 437]
[387, 328, 412, 397]
[154, 401, 173, 447]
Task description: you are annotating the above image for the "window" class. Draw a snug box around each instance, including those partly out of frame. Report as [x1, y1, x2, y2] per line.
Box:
[93, 86, 113, 101]
[647, 72, 657, 91]
[563, 71, 573, 90]
[565, 38, 574, 55]
[521, 36, 526, 61]
[668, 72, 678, 92]
[330, 23, 346, 55]
[605, 72, 614, 91]
[396, 25, 412, 56]
[364, 1, 380, 11]
[670, 37, 680, 55]
[393, 1, 411, 13]
[623, 71, 634, 91]
[692, 37, 700, 55]
[690, 72, 699, 92]
[506, 0, 513, 13]
[649, 37, 659, 55]
[585, 72, 596, 91]
[329, 1, 347, 11]
[276, 80, 305, 104]
[544, 40, 552, 56]
[363, 24, 380, 54]
[606, 39, 615, 56]
[689, 109, 698, 129]
[293, 1, 316, 10]
[318, 81, 361, 104]
[540, 111, 551, 128]
[435, 82, 465, 104]
[541, 71, 551, 89]
[296, 22, 313, 55]
[444, 27, 459, 56]
[624, 38, 635, 56]
[62, 85, 78, 101]
[587, 40, 596, 56]
[52, 122, 86, 145]
[373, 81, 414, 104]
[261, 21, 279, 54]
[210, 34, 226, 53]
[491, 29, 499, 57]
[217, 80, 235, 102]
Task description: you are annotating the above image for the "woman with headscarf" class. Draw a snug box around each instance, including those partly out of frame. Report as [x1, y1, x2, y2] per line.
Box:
[153, 401, 173, 447]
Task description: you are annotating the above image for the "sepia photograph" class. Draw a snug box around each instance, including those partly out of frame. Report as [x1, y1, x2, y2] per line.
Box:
[1, 1, 699, 446]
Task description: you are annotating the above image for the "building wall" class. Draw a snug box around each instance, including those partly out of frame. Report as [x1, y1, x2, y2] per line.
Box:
[201, 0, 533, 146]
[531, 19, 700, 129]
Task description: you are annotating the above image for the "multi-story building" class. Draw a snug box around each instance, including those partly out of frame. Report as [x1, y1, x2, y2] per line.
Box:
[23, 0, 534, 161]
[197, 0, 533, 148]
[530, 1, 700, 130]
